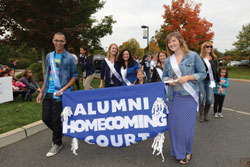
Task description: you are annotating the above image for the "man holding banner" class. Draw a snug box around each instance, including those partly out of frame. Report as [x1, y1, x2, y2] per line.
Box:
[36, 32, 78, 157]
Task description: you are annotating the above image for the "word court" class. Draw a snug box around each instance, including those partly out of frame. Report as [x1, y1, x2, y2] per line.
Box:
[62, 82, 168, 147]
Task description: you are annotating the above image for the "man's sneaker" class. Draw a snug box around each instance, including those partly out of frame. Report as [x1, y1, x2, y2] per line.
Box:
[46, 144, 62, 157]
[214, 113, 219, 118]
[218, 113, 224, 118]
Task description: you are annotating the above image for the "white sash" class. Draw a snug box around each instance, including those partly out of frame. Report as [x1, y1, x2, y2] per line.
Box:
[157, 67, 169, 97]
[156, 68, 163, 80]
[104, 58, 123, 83]
[121, 66, 132, 86]
[170, 54, 199, 111]
[203, 58, 216, 88]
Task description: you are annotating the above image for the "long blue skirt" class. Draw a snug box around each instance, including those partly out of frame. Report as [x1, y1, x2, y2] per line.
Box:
[168, 91, 197, 160]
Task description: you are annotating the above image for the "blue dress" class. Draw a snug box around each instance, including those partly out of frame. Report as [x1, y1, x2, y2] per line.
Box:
[121, 62, 140, 86]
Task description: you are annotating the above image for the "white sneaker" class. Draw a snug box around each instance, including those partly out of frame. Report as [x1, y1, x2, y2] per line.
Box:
[46, 144, 62, 157]
[214, 113, 219, 118]
[218, 113, 224, 118]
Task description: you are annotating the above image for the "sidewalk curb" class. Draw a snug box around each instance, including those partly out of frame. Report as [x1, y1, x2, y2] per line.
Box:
[0, 120, 47, 148]
[229, 78, 250, 83]
[0, 77, 249, 149]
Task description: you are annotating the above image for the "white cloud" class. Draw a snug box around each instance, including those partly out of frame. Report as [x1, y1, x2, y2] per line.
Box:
[94, 0, 250, 52]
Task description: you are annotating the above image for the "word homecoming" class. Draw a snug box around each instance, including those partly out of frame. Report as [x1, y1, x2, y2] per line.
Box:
[63, 96, 167, 147]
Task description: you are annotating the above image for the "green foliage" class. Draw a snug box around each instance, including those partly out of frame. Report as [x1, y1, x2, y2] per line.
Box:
[0, 0, 115, 52]
[119, 38, 145, 59]
[233, 23, 250, 59]
[214, 48, 224, 58]
[16, 58, 32, 69]
[0, 78, 101, 134]
[0, 45, 11, 65]
[228, 67, 250, 80]
[28, 63, 43, 81]
[0, 91, 42, 134]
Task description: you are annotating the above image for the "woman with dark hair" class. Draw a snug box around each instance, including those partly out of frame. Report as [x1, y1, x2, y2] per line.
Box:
[141, 55, 151, 81]
[117, 49, 140, 86]
[19, 69, 40, 101]
[83, 52, 95, 90]
[99, 43, 122, 88]
[151, 50, 167, 82]
[79, 46, 88, 86]
[162, 32, 206, 164]
[198, 41, 219, 122]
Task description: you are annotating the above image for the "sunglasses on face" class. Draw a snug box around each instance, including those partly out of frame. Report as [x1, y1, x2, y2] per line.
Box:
[205, 46, 213, 48]
[53, 40, 65, 43]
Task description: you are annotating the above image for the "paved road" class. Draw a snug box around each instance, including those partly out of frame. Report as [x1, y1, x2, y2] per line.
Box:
[0, 81, 250, 167]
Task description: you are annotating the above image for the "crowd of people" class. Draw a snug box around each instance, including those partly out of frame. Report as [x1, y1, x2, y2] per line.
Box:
[0, 31, 229, 165]
[0, 65, 40, 102]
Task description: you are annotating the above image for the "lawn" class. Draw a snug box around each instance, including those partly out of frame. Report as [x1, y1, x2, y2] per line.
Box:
[1, 66, 249, 134]
[227, 66, 250, 80]
[0, 78, 100, 134]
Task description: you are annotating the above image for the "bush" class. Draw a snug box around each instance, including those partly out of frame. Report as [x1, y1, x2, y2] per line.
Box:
[16, 58, 32, 69]
[28, 63, 43, 82]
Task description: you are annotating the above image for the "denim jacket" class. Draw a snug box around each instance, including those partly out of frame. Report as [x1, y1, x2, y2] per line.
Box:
[43, 50, 78, 99]
[162, 51, 206, 100]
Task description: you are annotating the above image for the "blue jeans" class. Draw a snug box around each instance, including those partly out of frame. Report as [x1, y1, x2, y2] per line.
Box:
[199, 80, 213, 105]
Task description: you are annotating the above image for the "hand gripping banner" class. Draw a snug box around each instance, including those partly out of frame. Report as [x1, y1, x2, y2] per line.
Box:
[62, 82, 168, 160]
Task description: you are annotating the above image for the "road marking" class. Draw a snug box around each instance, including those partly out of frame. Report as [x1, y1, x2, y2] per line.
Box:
[223, 107, 250, 116]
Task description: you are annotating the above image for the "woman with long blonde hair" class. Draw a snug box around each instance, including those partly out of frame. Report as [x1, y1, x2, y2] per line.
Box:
[162, 32, 206, 165]
[198, 41, 219, 122]
[99, 43, 122, 88]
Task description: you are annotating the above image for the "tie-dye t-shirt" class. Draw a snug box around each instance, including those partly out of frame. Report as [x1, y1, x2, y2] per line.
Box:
[47, 53, 62, 93]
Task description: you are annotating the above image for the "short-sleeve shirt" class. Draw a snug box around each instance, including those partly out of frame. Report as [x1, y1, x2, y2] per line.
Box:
[47, 53, 62, 93]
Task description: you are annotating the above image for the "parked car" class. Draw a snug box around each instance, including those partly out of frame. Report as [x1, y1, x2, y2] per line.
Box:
[239, 60, 249, 66]
[93, 55, 105, 72]
[227, 61, 240, 67]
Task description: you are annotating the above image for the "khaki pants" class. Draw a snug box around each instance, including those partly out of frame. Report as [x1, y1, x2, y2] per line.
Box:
[82, 71, 86, 87]
[83, 73, 95, 90]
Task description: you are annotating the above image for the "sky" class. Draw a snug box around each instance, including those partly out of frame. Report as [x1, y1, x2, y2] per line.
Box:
[93, 0, 250, 52]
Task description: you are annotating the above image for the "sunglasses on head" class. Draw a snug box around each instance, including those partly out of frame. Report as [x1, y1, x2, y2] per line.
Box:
[205, 45, 213, 48]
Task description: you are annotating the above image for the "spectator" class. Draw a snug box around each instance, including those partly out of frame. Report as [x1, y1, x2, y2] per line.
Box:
[198, 41, 219, 122]
[19, 69, 40, 101]
[9, 70, 27, 101]
[10, 59, 17, 72]
[83, 52, 95, 90]
[0, 65, 11, 77]
[79, 46, 88, 85]
[141, 55, 151, 82]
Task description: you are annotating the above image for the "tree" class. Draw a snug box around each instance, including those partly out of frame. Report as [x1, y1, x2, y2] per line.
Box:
[156, 0, 214, 51]
[119, 38, 144, 59]
[233, 23, 250, 62]
[0, 0, 115, 76]
[0, 0, 115, 50]
[148, 40, 160, 55]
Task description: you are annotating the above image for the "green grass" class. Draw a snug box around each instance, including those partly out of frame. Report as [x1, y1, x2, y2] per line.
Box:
[227, 66, 250, 80]
[0, 78, 100, 134]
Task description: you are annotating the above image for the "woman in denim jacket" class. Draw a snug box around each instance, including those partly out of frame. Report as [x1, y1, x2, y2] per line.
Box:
[162, 32, 206, 165]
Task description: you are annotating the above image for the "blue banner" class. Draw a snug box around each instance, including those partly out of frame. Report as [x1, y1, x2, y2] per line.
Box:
[62, 82, 168, 147]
